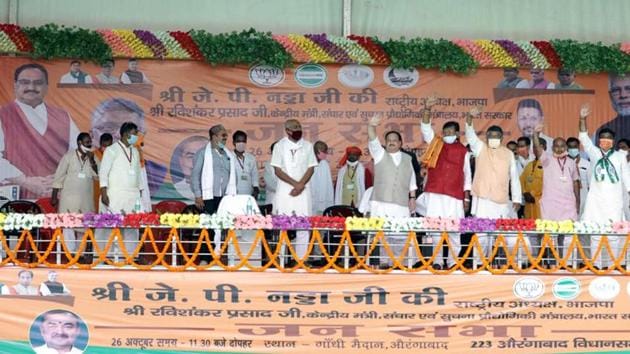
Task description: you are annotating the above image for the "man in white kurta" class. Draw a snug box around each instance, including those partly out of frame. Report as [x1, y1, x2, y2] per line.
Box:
[368, 115, 417, 267]
[99, 122, 143, 259]
[310, 141, 334, 215]
[579, 106, 630, 269]
[52, 133, 98, 253]
[420, 100, 472, 269]
[465, 108, 523, 266]
[271, 120, 318, 259]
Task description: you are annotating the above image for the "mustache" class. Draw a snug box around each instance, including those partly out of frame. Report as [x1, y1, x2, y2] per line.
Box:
[24, 90, 40, 94]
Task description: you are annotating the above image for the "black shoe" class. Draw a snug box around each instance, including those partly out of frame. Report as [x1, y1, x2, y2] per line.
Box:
[432, 263, 443, 270]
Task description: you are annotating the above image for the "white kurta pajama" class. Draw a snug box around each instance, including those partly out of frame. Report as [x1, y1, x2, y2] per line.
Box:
[579, 132, 630, 268]
[465, 124, 524, 264]
[368, 138, 417, 267]
[52, 150, 98, 252]
[271, 137, 318, 258]
[309, 159, 334, 215]
[420, 123, 472, 267]
[98, 141, 143, 258]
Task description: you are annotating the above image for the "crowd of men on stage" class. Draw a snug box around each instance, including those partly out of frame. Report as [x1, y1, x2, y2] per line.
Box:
[46, 89, 629, 270]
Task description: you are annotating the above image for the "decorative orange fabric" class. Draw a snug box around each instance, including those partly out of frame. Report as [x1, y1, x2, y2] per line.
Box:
[420, 135, 444, 168]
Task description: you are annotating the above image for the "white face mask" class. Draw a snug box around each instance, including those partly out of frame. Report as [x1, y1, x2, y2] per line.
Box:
[347, 160, 359, 167]
[442, 135, 457, 144]
[79, 144, 93, 153]
[234, 142, 246, 153]
[488, 138, 501, 149]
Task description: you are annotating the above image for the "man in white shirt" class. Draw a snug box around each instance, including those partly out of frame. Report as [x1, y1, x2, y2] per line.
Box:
[59, 60, 93, 84]
[271, 119, 318, 259]
[515, 68, 555, 89]
[94, 59, 120, 84]
[367, 115, 418, 268]
[262, 142, 279, 210]
[579, 105, 630, 269]
[99, 122, 144, 259]
[0, 63, 79, 199]
[310, 141, 334, 215]
[33, 310, 84, 354]
[232, 130, 260, 199]
[120, 58, 151, 84]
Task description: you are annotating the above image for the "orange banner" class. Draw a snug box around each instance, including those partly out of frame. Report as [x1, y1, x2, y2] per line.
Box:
[1, 267, 629, 353]
[0, 58, 618, 202]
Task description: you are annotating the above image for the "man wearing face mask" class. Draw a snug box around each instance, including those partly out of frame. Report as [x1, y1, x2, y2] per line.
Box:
[335, 146, 366, 208]
[566, 137, 590, 216]
[191, 125, 237, 264]
[465, 107, 522, 268]
[533, 127, 580, 266]
[51, 132, 98, 253]
[98, 122, 144, 259]
[368, 114, 418, 268]
[579, 105, 630, 270]
[232, 130, 259, 199]
[419, 96, 471, 270]
[271, 119, 318, 259]
[309, 141, 334, 216]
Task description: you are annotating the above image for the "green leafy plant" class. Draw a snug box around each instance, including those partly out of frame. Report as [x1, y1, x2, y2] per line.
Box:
[22, 23, 111, 62]
[189, 28, 292, 67]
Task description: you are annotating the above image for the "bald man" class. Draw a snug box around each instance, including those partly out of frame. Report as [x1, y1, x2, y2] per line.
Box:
[271, 119, 318, 259]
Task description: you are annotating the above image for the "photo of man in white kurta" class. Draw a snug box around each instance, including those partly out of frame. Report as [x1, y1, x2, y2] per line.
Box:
[271, 119, 318, 259]
[98, 122, 143, 260]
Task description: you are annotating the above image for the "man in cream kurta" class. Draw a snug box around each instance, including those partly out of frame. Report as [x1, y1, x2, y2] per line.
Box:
[465, 108, 522, 267]
[368, 115, 417, 268]
[52, 132, 98, 253]
[99, 122, 143, 259]
[579, 105, 630, 269]
[271, 119, 318, 259]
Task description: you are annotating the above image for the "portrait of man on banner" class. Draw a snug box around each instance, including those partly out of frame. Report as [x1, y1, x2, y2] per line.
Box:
[155, 135, 208, 203]
[0, 63, 80, 199]
[29, 309, 89, 354]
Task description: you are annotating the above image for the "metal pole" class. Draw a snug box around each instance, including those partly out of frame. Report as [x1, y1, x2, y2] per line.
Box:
[8, 0, 18, 24]
[342, 0, 352, 37]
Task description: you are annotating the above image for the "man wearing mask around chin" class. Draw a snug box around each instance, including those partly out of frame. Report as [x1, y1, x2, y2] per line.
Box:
[310, 141, 334, 216]
[419, 96, 471, 270]
[98, 122, 144, 259]
[335, 146, 366, 208]
[368, 114, 418, 268]
[51, 132, 98, 253]
[271, 119, 318, 260]
[465, 106, 522, 268]
[533, 125, 580, 265]
[579, 105, 630, 270]
[232, 130, 259, 200]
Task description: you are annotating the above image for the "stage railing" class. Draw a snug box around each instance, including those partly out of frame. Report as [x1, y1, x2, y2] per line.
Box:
[0, 227, 628, 274]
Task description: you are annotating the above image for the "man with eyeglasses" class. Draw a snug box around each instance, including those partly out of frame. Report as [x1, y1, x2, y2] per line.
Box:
[0, 63, 79, 199]
[598, 73, 630, 143]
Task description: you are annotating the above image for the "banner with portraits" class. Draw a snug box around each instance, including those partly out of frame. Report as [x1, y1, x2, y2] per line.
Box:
[0, 267, 629, 353]
[0, 57, 624, 203]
